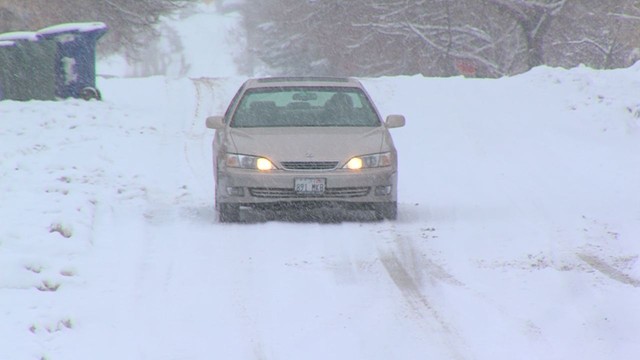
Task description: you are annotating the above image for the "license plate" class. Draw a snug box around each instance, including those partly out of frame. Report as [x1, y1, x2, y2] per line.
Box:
[294, 178, 326, 194]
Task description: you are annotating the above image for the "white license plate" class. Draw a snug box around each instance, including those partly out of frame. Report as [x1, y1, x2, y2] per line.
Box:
[294, 178, 326, 194]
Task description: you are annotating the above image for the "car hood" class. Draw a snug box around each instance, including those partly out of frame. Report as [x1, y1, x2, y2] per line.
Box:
[227, 126, 388, 163]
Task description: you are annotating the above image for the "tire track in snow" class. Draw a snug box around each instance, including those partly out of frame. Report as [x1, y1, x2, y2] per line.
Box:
[376, 227, 556, 360]
[380, 251, 460, 329]
[377, 232, 468, 360]
[184, 77, 243, 212]
[232, 290, 269, 360]
[140, 77, 220, 223]
[185, 78, 214, 196]
[578, 253, 640, 288]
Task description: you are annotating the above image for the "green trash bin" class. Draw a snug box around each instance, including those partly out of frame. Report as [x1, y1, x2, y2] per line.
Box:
[0, 40, 16, 101]
[0, 31, 57, 101]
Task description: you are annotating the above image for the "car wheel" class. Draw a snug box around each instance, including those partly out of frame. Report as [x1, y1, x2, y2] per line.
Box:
[218, 203, 240, 223]
[79, 87, 101, 101]
[374, 202, 397, 221]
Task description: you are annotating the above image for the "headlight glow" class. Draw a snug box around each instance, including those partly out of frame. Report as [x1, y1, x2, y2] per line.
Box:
[346, 157, 363, 170]
[225, 154, 276, 171]
[256, 158, 275, 171]
[344, 152, 392, 170]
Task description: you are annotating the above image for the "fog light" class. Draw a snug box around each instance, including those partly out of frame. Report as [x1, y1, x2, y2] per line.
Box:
[226, 187, 244, 196]
[375, 185, 392, 196]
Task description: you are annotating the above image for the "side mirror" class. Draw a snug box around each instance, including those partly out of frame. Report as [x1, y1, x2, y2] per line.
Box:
[385, 114, 405, 129]
[206, 116, 225, 129]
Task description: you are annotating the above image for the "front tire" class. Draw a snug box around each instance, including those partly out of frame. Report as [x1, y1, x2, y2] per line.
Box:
[374, 202, 397, 221]
[79, 87, 101, 101]
[218, 203, 240, 223]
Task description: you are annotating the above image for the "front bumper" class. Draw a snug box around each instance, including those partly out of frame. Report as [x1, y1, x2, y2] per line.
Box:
[216, 167, 397, 207]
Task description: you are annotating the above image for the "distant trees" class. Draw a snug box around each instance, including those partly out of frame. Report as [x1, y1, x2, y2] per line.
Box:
[0, 0, 184, 56]
[239, 0, 640, 77]
[2, 0, 637, 77]
[546, 0, 640, 69]
[485, 0, 568, 69]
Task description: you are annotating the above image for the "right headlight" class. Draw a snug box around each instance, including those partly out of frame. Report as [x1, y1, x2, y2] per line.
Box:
[343, 152, 392, 170]
[225, 153, 276, 171]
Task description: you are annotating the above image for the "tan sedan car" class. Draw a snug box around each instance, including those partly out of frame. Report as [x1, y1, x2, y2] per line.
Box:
[206, 77, 405, 222]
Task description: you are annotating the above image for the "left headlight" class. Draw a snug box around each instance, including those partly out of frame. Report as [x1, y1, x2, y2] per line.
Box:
[344, 152, 392, 170]
[225, 154, 276, 171]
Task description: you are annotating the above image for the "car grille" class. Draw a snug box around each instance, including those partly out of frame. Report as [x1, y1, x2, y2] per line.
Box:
[280, 161, 339, 171]
[249, 187, 370, 198]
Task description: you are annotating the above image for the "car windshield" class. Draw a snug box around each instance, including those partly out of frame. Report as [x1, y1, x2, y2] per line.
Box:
[230, 87, 381, 128]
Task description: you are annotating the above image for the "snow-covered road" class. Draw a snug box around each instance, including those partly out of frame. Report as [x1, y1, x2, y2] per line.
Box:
[2, 66, 640, 360]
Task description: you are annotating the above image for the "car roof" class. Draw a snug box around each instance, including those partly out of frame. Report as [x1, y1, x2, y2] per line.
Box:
[243, 77, 363, 89]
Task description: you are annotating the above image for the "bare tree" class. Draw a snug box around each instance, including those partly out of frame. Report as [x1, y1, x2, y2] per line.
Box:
[351, 0, 531, 77]
[546, 0, 640, 69]
[485, 0, 568, 69]
[241, 0, 533, 77]
[240, 0, 640, 77]
[0, 0, 184, 56]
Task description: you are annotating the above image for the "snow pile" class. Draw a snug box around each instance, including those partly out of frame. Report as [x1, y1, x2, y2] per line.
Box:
[37, 22, 108, 36]
[1, 63, 639, 359]
[0, 32, 38, 42]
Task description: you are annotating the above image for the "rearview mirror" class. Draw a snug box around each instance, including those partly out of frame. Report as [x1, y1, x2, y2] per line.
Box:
[385, 115, 405, 128]
[206, 116, 225, 129]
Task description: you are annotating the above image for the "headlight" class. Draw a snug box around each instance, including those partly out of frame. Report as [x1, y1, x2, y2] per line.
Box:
[344, 152, 392, 170]
[225, 154, 276, 171]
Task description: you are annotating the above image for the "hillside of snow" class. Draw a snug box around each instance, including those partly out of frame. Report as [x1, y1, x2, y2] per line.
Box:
[2, 3, 640, 360]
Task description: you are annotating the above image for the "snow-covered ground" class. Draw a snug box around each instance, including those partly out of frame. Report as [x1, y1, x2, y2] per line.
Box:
[2, 3, 640, 360]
